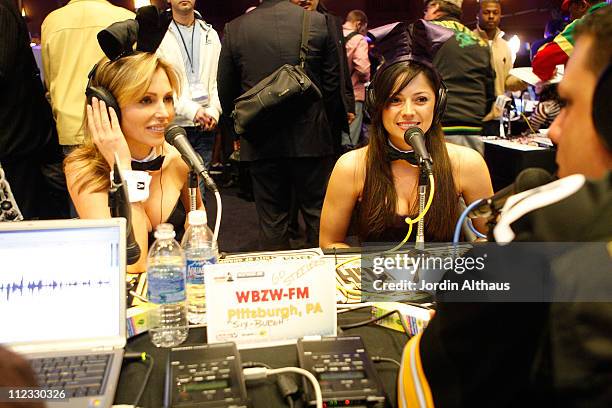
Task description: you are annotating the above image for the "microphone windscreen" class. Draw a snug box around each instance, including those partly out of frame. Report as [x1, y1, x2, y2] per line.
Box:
[515, 168, 554, 193]
[404, 126, 432, 163]
[164, 124, 186, 144]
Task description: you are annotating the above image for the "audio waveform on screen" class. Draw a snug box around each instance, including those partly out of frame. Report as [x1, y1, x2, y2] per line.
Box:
[0, 277, 111, 301]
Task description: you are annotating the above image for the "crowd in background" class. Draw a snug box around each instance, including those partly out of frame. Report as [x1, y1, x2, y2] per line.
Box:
[0, 0, 608, 251]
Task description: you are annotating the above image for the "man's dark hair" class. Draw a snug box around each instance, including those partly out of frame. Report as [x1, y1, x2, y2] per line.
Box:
[428, 1, 463, 19]
[478, 0, 501, 7]
[574, 4, 612, 75]
[347, 10, 368, 25]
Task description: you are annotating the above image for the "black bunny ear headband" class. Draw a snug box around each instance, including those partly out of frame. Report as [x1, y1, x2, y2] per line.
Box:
[97, 5, 171, 61]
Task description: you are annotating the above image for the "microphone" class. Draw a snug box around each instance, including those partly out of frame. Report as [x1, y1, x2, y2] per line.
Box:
[109, 161, 141, 265]
[404, 127, 433, 174]
[164, 124, 219, 193]
[469, 168, 554, 218]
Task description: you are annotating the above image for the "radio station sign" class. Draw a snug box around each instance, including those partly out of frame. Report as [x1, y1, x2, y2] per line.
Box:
[206, 256, 337, 349]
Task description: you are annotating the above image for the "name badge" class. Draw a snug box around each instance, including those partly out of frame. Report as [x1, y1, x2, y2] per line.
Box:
[190, 82, 209, 106]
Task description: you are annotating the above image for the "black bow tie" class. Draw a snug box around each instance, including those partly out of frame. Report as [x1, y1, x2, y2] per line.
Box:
[385, 144, 419, 165]
[131, 155, 165, 171]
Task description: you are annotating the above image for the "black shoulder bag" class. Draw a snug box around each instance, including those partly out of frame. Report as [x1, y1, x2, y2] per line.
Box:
[230, 11, 323, 135]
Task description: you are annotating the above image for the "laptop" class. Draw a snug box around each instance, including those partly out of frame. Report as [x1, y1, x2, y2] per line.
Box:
[0, 218, 127, 408]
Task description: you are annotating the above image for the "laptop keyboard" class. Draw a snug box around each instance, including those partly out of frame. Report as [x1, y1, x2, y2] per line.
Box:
[30, 354, 110, 398]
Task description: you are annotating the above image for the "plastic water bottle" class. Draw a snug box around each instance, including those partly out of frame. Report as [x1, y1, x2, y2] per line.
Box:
[147, 223, 189, 347]
[181, 210, 218, 325]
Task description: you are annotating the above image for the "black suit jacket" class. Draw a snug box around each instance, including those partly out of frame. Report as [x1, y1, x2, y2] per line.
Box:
[218, 0, 340, 161]
[323, 11, 355, 136]
[0, 0, 53, 162]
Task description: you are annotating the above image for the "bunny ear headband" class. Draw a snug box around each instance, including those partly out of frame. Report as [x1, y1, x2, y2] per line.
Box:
[375, 19, 454, 73]
[97, 5, 171, 61]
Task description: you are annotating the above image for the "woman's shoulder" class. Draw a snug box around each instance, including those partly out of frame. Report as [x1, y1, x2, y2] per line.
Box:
[445, 142, 486, 170]
[445, 142, 489, 190]
[337, 146, 367, 167]
[334, 147, 368, 180]
[64, 145, 107, 193]
[445, 142, 493, 198]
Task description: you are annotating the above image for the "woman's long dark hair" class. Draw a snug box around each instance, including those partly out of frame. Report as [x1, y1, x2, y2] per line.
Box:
[358, 61, 459, 242]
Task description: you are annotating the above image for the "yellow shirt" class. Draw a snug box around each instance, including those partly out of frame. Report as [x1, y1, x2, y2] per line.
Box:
[41, 0, 134, 146]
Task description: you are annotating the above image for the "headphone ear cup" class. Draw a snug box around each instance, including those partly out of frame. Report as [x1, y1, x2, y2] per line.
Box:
[434, 82, 448, 124]
[593, 63, 612, 151]
[86, 85, 122, 123]
[365, 84, 376, 119]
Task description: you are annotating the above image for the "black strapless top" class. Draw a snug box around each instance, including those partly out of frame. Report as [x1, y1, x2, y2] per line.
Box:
[363, 213, 421, 243]
[148, 199, 187, 246]
[351, 201, 440, 244]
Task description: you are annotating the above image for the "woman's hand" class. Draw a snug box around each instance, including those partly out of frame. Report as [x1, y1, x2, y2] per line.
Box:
[87, 97, 131, 169]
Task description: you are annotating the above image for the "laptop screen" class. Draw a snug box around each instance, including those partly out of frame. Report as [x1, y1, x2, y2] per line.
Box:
[0, 220, 125, 346]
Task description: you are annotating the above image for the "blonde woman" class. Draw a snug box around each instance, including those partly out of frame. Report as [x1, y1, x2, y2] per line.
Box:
[65, 53, 204, 272]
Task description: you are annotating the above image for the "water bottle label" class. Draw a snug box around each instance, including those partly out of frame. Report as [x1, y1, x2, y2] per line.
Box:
[148, 275, 186, 304]
[186, 257, 217, 284]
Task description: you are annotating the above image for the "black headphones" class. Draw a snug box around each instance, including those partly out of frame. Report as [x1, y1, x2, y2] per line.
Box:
[365, 70, 448, 125]
[593, 62, 611, 151]
[85, 63, 122, 122]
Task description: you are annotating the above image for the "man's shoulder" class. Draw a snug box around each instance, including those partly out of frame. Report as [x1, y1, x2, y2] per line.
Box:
[225, 6, 326, 35]
[43, 1, 133, 31]
[554, 17, 581, 42]
[344, 30, 365, 43]
[431, 19, 488, 48]
[196, 19, 220, 39]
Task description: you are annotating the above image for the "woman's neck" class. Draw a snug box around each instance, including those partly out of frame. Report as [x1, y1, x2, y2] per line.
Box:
[388, 139, 413, 153]
[128, 139, 158, 161]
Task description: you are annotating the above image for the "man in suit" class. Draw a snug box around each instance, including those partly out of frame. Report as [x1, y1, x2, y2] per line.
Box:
[218, 0, 340, 250]
[0, 0, 63, 219]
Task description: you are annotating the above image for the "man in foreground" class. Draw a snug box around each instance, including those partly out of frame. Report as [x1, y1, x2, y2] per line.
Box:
[399, 5, 612, 407]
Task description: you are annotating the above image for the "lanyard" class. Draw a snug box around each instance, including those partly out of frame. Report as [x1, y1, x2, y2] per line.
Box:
[173, 19, 196, 74]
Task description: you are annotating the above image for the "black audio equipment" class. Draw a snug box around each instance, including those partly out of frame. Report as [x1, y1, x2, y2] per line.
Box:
[297, 336, 387, 408]
[164, 342, 248, 408]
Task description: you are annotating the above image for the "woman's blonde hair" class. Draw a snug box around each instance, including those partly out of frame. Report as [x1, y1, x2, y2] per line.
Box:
[65, 52, 181, 193]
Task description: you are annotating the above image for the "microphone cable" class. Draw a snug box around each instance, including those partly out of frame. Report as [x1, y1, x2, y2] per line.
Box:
[333, 175, 435, 303]
[122, 352, 154, 407]
[212, 190, 222, 243]
[453, 199, 488, 245]
[386, 174, 436, 253]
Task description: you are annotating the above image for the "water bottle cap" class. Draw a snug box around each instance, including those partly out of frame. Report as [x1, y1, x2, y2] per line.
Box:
[188, 210, 207, 226]
[154, 223, 176, 239]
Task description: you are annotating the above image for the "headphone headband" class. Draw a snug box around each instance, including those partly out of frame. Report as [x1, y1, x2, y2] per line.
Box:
[365, 61, 447, 125]
[593, 63, 612, 151]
